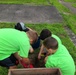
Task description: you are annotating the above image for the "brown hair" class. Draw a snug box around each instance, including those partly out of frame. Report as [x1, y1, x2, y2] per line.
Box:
[43, 37, 58, 50]
[26, 29, 38, 44]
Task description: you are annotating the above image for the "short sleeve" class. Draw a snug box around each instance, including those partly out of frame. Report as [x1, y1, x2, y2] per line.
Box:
[18, 41, 30, 58]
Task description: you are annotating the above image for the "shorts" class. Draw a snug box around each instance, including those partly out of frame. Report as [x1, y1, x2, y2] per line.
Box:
[0, 54, 19, 68]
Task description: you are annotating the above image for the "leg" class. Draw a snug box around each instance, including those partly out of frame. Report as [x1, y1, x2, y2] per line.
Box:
[0, 54, 18, 69]
[9, 66, 17, 69]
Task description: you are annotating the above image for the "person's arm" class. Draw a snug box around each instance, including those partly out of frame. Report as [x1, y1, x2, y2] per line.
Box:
[44, 56, 48, 63]
[14, 52, 22, 61]
[38, 44, 44, 59]
[18, 38, 31, 65]
[14, 52, 30, 65]
[29, 46, 34, 53]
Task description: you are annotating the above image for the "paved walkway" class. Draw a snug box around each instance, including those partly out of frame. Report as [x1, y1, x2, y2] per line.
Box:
[65, 26, 76, 46]
[0, 4, 63, 23]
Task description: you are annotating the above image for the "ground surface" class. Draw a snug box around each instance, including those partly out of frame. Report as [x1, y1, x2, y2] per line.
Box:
[0, 5, 63, 23]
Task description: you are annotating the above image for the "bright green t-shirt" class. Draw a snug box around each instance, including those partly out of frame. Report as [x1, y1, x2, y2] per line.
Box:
[0, 28, 30, 60]
[52, 34, 62, 45]
[45, 44, 75, 75]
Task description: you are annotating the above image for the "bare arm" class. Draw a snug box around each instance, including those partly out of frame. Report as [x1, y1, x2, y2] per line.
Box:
[29, 46, 34, 53]
[14, 52, 30, 65]
[14, 52, 22, 61]
[38, 44, 44, 59]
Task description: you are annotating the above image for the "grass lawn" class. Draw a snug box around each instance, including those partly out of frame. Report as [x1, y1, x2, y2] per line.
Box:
[64, 0, 76, 8]
[62, 14, 76, 34]
[50, 0, 70, 13]
[72, 3, 76, 8]
[0, 67, 8, 75]
[64, 0, 76, 2]
[0, 0, 49, 5]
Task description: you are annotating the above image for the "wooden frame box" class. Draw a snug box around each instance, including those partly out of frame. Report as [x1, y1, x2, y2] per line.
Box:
[8, 68, 62, 75]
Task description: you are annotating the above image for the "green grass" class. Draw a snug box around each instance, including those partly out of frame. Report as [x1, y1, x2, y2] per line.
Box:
[0, 23, 76, 75]
[62, 14, 76, 34]
[0, 0, 49, 5]
[49, 0, 70, 13]
[64, 0, 76, 8]
[0, 67, 8, 75]
[72, 3, 76, 8]
[64, 0, 76, 2]
[50, 0, 76, 34]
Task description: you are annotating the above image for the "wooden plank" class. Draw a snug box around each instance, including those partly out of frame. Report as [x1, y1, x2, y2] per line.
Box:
[8, 68, 62, 75]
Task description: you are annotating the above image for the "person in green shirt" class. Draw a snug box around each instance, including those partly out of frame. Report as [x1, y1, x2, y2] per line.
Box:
[38, 29, 62, 59]
[43, 37, 75, 75]
[0, 28, 38, 69]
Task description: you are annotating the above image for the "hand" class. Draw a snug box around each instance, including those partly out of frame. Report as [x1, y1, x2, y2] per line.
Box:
[29, 46, 34, 53]
[38, 54, 41, 60]
[22, 58, 30, 65]
[20, 58, 34, 68]
[38, 44, 44, 59]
